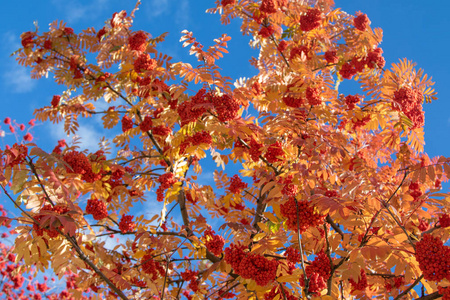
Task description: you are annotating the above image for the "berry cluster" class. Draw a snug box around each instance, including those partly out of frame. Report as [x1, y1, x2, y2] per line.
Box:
[51, 95, 60, 107]
[299, 251, 331, 295]
[300, 8, 322, 31]
[290, 45, 310, 61]
[212, 93, 241, 122]
[259, 26, 275, 38]
[157, 172, 177, 202]
[285, 246, 301, 263]
[249, 139, 263, 162]
[228, 174, 248, 194]
[415, 234, 450, 281]
[384, 276, 404, 292]
[62, 151, 102, 183]
[352, 114, 371, 129]
[85, 198, 108, 220]
[134, 53, 157, 73]
[408, 181, 422, 201]
[2, 144, 28, 167]
[392, 87, 424, 128]
[121, 115, 134, 132]
[265, 141, 285, 163]
[354, 13, 370, 31]
[224, 243, 279, 286]
[152, 125, 171, 136]
[141, 251, 165, 281]
[280, 198, 325, 232]
[280, 176, 299, 198]
[118, 215, 136, 233]
[324, 50, 339, 64]
[128, 31, 147, 52]
[221, 0, 236, 7]
[259, 0, 277, 14]
[440, 214, 450, 228]
[345, 95, 361, 110]
[177, 89, 209, 126]
[139, 115, 153, 132]
[349, 269, 368, 292]
[33, 204, 69, 238]
[283, 95, 304, 108]
[306, 87, 321, 105]
[438, 286, 450, 300]
[181, 269, 199, 292]
[339, 49, 385, 80]
[203, 228, 225, 256]
[417, 218, 429, 232]
[264, 285, 296, 300]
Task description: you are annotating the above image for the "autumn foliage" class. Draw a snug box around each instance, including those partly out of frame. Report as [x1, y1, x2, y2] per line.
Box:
[2, 0, 450, 299]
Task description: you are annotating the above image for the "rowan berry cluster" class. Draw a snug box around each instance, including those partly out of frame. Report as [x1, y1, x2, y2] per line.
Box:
[259, 26, 275, 38]
[285, 247, 301, 263]
[392, 86, 424, 128]
[128, 31, 147, 52]
[181, 269, 199, 292]
[283, 95, 304, 108]
[62, 151, 102, 183]
[33, 204, 69, 238]
[139, 115, 153, 132]
[440, 214, 450, 227]
[141, 251, 165, 281]
[280, 198, 325, 232]
[2, 144, 28, 167]
[157, 172, 177, 202]
[203, 228, 225, 256]
[408, 181, 422, 201]
[299, 251, 331, 295]
[228, 174, 248, 194]
[51, 95, 60, 107]
[249, 139, 263, 162]
[85, 198, 108, 220]
[354, 13, 370, 31]
[189, 131, 213, 146]
[345, 95, 361, 110]
[212, 93, 241, 122]
[384, 276, 404, 292]
[306, 87, 321, 105]
[264, 285, 296, 300]
[259, 0, 277, 14]
[349, 269, 368, 292]
[121, 115, 134, 132]
[352, 115, 371, 129]
[324, 50, 339, 64]
[152, 125, 171, 137]
[134, 53, 157, 73]
[438, 286, 450, 300]
[265, 141, 285, 163]
[300, 8, 322, 31]
[224, 243, 279, 286]
[177, 89, 209, 126]
[221, 0, 236, 7]
[290, 45, 310, 61]
[417, 218, 429, 232]
[118, 215, 136, 233]
[415, 234, 450, 281]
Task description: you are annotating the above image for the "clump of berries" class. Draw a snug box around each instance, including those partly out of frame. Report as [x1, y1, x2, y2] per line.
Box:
[141, 250, 165, 281]
[118, 215, 136, 233]
[128, 31, 147, 52]
[156, 172, 177, 202]
[415, 234, 450, 281]
[134, 53, 157, 72]
[392, 87, 424, 129]
[228, 175, 248, 194]
[265, 141, 285, 163]
[300, 251, 331, 295]
[181, 269, 200, 292]
[408, 181, 422, 201]
[85, 198, 108, 220]
[439, 214, 450, 227]
[62, 151, 102, 183]
[264, 285, 296, 300]
[354, 13, 370, 31]
[349, 269, 368, 292]
[280, 198, 325, 232]
[224, 243, 279, 286]
[300, 8, 322, 31]
[121, 115, 134, 132]
[345, 95, 361, 110]
[203, 228, 225, 256]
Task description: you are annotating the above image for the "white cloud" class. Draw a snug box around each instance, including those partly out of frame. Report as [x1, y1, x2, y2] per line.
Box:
[49, 122, 103, 152]
[146, 0, 170, 17]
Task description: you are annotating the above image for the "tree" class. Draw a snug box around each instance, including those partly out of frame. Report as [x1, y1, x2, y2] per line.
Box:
[1, 0, 448, 298]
